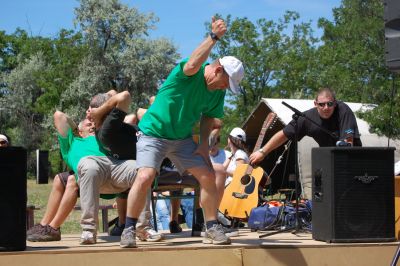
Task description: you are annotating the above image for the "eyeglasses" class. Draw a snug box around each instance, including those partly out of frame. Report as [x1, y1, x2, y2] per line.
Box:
[0, 140, 8, 145]
[317, 101, 335, 108]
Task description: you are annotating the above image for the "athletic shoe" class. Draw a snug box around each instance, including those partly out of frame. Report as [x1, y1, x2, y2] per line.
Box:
[27, 225, 61, 242]
[27, 223, 45, 236]
[203, 224, 231, 245]
[120, 226, 137, 248]
[136, 227, 164, 242]
[80, 229, 97, 245]
[169, 220, 182, 233]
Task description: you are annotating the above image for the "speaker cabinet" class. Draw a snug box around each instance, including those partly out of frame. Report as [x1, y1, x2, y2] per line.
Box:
[384, 0, 400, 73]
[0, 147, 27, 251]
[312, 147, 395, 243]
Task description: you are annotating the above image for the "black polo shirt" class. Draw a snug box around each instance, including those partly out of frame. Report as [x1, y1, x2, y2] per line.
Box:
[96, 107, 138, 160]
[283, 101, 362, 146]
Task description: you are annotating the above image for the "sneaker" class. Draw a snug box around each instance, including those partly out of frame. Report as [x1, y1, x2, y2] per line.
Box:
[109, 222, 125, 236]
[169, 220, 182, 233]
[27, 223, 45, 236]
[80, 229, 97, 245]
[120, 226, 137, 248]
[136, 227, 164, 242]
[27, 225, 61, 242]
[203, 224, 231, 245]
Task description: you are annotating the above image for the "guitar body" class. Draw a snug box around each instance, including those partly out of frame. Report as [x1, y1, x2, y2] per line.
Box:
[219, 164, 264, 219]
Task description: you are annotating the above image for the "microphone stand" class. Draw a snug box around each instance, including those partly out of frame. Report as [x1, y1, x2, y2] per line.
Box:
[259, 101, 338, 238]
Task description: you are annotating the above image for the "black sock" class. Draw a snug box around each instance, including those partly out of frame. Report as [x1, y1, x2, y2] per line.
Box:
[125, 217, 137, 229]
[206, 220, 218, 230]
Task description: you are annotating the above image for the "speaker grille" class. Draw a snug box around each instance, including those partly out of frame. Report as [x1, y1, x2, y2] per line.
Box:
[334, 151, 394, 239]
[312, 147, 395, 242]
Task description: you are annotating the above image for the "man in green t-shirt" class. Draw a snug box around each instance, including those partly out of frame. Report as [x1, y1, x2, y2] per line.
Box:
[54, 109, 149, 245]
[121, 16, 245, 248]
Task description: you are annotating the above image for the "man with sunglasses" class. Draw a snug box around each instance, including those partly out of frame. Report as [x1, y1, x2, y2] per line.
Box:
[249, 87, 361, 165]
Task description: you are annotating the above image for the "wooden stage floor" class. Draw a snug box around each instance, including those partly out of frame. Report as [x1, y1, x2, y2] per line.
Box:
[1, 229, 399, 266]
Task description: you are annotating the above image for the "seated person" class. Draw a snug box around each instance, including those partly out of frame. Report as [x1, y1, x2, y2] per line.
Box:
[87, 91, 163, 242]
[0, 134, 11, 147]
[27, 172, 77, 241]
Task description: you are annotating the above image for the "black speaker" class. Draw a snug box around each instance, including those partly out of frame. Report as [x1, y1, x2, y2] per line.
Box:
[0, 147, 27, 251]
[312, 147, 395, 243]
[36, 149, 49, 184]
[384, 0, 400, 73]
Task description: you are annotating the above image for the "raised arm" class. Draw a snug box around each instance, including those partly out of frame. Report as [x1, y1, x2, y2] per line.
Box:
[249, 130, 288, 165]
[89, 91, 131, 129]
[54, 110, 76, 137]
[183, 16, 227, 76]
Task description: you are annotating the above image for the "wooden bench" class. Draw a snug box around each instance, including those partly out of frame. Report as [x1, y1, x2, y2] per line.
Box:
[73, 205, 114, 233]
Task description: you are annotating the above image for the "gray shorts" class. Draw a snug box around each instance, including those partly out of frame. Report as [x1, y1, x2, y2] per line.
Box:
[136, 133, 208, 174]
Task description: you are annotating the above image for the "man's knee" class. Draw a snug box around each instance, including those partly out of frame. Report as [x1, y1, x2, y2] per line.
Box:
[135, 168, 156, 187]
[78, 157, 102, 181]
[66, 175, 79, 193]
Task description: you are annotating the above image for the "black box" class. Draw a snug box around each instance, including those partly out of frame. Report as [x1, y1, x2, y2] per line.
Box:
[312, 147, 395, 243]
[0, 147, 27, 251]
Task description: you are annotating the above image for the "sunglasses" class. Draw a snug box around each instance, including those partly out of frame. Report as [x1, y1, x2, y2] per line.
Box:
[0, 140, 8, 145]
[317, 101, 335, 108]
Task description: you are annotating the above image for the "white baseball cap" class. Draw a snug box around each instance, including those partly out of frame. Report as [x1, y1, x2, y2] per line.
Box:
[229, 127, 246, 142]
[0, 134, 9, 144]
[219, 56, 244, 94]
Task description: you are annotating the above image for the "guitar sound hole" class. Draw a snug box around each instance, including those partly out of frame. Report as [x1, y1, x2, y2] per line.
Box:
[241, 174, 251, 185]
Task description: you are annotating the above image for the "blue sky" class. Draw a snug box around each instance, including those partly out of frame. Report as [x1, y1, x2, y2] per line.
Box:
[1, 0, 341, 58]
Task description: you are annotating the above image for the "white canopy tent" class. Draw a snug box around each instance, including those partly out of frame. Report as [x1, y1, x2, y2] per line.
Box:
[242, 98, 400, 199]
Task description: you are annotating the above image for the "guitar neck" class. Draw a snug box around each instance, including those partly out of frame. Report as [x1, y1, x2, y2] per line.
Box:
[252, 113, 277, 153]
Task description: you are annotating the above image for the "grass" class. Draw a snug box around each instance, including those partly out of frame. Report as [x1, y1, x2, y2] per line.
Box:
[27, 179, 119, 234]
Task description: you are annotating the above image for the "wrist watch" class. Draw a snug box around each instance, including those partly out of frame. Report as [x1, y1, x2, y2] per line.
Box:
[210, 32, 219, 41]
[258, 148, 266, 155]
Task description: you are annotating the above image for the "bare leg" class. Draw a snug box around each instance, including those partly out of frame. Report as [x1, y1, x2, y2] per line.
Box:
[40, 174, 65, 225]
[116, 197, 127, 225]
[170, 198, 181, 222]
[49, 175, 78, 229]
[188, 166, 218, 222]
[126, 167, 157, 220]
[213, 163, 226, 207]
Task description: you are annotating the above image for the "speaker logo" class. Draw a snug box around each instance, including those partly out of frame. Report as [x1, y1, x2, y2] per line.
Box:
[354, 173, 378, 184]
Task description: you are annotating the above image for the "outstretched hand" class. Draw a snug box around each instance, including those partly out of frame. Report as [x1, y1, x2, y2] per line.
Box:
[211, 16, 227, 39]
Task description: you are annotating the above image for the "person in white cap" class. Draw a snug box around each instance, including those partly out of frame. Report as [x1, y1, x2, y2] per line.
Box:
[223, 127, 250, 187]
[0, 134, 10, 147]
[121, 16, 245, 248]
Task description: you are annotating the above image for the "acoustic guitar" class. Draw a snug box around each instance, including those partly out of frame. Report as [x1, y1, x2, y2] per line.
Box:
[218, 112, 277, 219]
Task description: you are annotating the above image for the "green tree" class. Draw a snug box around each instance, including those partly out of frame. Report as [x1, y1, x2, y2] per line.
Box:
[316, 0, 400, 138]
[61, 0, 179, 120]
[208, 12, 318, 129]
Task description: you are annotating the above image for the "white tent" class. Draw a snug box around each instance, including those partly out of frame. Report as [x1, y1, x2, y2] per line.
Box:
[242, 98, 400, 199]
